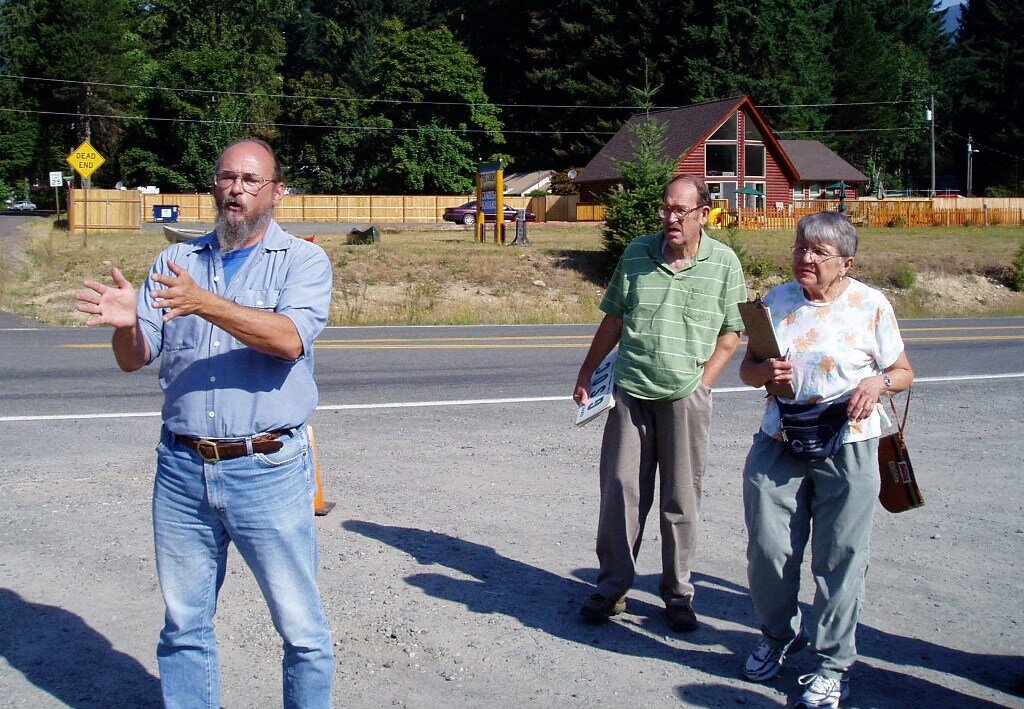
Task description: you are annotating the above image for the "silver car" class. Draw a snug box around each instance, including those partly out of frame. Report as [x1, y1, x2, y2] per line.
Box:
[10, 200, 37, 211]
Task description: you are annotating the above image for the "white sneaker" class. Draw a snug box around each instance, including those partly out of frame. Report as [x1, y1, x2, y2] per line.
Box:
[742, 631, 808, 681]
[796, 673, 850, 708]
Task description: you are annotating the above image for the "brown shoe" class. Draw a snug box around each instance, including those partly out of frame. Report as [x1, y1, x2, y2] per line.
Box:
[666, 603, 698, 632]
[579, 593, 627, 623]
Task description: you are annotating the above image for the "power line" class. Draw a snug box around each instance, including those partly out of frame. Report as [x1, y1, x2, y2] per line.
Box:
[0, 73, 929, 113]
[0, 106, 617, 136]
[757, 100, 917, 108]
[774, 126, 927, 134]
[946, 128, 1024, 163]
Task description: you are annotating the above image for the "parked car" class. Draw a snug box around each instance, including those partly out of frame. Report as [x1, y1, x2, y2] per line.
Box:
[442, 201, 536, 225]
[9, 200, 37, 211]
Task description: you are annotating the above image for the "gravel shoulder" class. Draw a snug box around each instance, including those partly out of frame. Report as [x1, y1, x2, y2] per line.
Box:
[1, 379, 1021, 707]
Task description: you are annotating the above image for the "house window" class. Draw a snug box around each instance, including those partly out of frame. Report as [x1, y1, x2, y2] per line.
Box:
[706, 145, 737, 178]
[746, 120, 763, 142]
[742, 181, 766, 209]
[809, 183, 822, 198]
[707, 181, 737, 209]
[709, 113, 737, 141]
[744, 145, 765, 178]
[793, 185, 804, 201]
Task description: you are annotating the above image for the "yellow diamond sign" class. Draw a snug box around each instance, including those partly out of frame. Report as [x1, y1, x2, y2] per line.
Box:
[67, 141, 105, 179]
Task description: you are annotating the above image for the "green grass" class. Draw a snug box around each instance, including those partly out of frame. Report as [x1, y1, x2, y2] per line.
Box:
[3, 222, 1023, 326]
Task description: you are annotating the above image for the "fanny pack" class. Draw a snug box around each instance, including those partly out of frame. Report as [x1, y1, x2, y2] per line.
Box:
[776, 400, 850, 461]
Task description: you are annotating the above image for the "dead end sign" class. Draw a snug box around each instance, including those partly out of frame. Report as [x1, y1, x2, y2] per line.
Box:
[67, 141, 105, 180]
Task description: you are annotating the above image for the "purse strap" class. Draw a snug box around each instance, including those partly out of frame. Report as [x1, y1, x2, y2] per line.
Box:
[885, 386, 912, 435]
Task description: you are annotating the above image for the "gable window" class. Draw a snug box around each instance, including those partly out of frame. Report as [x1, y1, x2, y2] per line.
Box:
[709, 114, 737, 141]
[745, 145, 765, 178]
[746, 120, 763, 142]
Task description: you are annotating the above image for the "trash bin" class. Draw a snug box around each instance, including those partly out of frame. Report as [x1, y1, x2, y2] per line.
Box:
[153, 205, 179, 223]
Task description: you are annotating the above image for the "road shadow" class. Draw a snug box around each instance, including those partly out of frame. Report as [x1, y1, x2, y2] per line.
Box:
[0, 588, 161, 707]
[344, 522, 1021, 707]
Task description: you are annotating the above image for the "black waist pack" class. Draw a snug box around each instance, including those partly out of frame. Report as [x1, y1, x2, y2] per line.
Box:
[776, 400, 850, 461]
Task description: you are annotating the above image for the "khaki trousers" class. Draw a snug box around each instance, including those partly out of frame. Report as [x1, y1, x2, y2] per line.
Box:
[594, 386, 712, 607]
[743, 431, 879, 678]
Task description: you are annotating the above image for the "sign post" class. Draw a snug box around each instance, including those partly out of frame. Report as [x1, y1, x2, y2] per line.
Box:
[476, 162, 503, 244]
[48, 171, 63, 221]
[67, 141, 105, 242]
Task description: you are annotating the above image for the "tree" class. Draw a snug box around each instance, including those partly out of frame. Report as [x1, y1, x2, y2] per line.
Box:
[685, 0, 833, 134]
[951, 0, 1024, 194]
[601, 79, 675, 267]
[349, 19, 503, 194]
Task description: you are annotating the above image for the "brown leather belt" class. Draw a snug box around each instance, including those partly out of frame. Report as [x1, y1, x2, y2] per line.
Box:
[175, 430, 290, 462]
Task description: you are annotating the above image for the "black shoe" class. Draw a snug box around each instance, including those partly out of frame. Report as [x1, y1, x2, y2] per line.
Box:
[579, 593, 627, 623]
[666, 603, 698, 632]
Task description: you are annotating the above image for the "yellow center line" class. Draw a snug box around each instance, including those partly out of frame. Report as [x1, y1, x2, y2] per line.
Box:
[60, 333, 1024, 350]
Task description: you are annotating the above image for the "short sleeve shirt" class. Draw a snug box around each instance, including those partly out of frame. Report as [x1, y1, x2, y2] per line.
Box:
[600, 231, 746, 400]
[758, 278, 905, 442]
[136, 221, 333, 438]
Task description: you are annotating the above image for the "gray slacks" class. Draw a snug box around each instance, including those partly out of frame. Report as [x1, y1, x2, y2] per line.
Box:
[743, 431, 879, 678]
[594, 385, 712, 607]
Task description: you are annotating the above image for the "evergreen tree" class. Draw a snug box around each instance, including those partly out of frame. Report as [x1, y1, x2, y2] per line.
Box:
[601, 79, 675, 267]
[951, 0, 1024, 194]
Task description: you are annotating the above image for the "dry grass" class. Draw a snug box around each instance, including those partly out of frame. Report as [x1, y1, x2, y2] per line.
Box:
[3, 221, 1023, 326]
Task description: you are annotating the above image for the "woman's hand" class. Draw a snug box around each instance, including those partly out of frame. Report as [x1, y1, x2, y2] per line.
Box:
[847, 375, 886, 421]
[762, 357, 794, 386]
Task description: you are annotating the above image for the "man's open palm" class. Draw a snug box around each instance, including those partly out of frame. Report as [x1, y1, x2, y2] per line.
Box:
[75, 267, 138, 328]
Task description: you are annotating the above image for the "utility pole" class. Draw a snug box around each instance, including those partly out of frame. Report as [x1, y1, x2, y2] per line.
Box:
[966, 134, 979, 197]
[928, 95, 935, 197]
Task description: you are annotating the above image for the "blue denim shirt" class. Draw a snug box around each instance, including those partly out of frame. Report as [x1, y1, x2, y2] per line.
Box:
[137, 221, 333, 438]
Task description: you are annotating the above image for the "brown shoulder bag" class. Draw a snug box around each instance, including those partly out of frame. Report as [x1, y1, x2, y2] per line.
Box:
[877, 388, 924, 513]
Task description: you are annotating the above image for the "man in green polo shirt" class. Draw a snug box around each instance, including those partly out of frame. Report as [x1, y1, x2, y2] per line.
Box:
[573, 174, 745, 632]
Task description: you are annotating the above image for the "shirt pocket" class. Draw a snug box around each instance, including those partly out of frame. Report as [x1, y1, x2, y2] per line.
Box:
[683, 285, 724, 326]
[233, 288, 281, 311]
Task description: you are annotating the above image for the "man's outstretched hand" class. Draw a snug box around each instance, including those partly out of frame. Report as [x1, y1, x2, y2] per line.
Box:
[75, 267, 139, 328]
[150, 262, 209, 322]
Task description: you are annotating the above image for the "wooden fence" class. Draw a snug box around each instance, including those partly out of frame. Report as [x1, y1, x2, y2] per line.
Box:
[68, 189, 141, 232]
[65, 189, 1024, 231]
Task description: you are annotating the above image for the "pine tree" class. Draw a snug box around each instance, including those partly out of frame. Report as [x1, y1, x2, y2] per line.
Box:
[601, 77, 675, 268]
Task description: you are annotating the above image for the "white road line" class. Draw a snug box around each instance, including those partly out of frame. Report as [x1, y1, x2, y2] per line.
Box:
[1, 373, 1022, 423]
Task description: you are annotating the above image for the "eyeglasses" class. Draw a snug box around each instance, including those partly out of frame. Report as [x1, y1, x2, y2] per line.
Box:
[214, 171, 275, 195]
[792, 245, 845, 263]
[658, 205, 704, 221]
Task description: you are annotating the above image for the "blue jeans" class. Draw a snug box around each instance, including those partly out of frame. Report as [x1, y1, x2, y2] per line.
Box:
[153, 426, 334, 708]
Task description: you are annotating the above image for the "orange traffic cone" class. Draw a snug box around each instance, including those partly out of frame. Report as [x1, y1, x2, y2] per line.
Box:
[308, 425, 335, 516]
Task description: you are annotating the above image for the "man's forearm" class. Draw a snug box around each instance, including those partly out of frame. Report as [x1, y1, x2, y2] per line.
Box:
[198, 293, 304, 360]
[702, 331, 741, 387]
[576, 315, 623, 386]
[111, 323, 151, 373]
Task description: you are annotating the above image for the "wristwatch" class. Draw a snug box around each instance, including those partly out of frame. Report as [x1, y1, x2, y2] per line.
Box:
[883, 375, 893, 391]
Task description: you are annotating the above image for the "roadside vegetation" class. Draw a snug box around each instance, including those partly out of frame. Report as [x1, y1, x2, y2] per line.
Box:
[2, 222, 1023, 327]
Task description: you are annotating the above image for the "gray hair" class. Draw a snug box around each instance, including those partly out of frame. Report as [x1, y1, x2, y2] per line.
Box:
[662, 174, 712, 208]
[795, 211, 858, 257]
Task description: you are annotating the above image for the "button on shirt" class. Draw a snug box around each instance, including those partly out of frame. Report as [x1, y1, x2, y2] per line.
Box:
[136, 221, 333, 438]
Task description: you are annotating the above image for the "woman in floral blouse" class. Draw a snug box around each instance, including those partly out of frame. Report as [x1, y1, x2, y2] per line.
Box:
[737, 211, 914, 708]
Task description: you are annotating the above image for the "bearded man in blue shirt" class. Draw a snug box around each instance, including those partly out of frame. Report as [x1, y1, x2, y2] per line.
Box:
[75, 139, 334, 708]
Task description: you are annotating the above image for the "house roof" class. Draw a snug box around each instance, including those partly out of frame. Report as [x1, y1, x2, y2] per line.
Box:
[576, 96, 799, 185]
[778, 140, 868, 183]
[503, 170, 555, 195]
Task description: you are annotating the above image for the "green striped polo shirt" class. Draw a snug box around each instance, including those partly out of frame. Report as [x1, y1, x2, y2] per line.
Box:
[600, 230, 746, 400]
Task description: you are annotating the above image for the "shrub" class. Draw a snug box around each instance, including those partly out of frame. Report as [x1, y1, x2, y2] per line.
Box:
[894, 263, 917, 289]
[1009, 239, 1024, 292]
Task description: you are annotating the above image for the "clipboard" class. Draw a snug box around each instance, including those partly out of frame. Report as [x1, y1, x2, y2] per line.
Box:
[738, 296, 795, 399]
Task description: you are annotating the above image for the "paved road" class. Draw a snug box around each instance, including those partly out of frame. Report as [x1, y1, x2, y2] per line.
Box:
[2, 318, 1022, 420]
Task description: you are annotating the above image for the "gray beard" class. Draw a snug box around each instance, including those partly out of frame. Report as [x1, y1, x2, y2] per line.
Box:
[215, 206, 274, 253]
